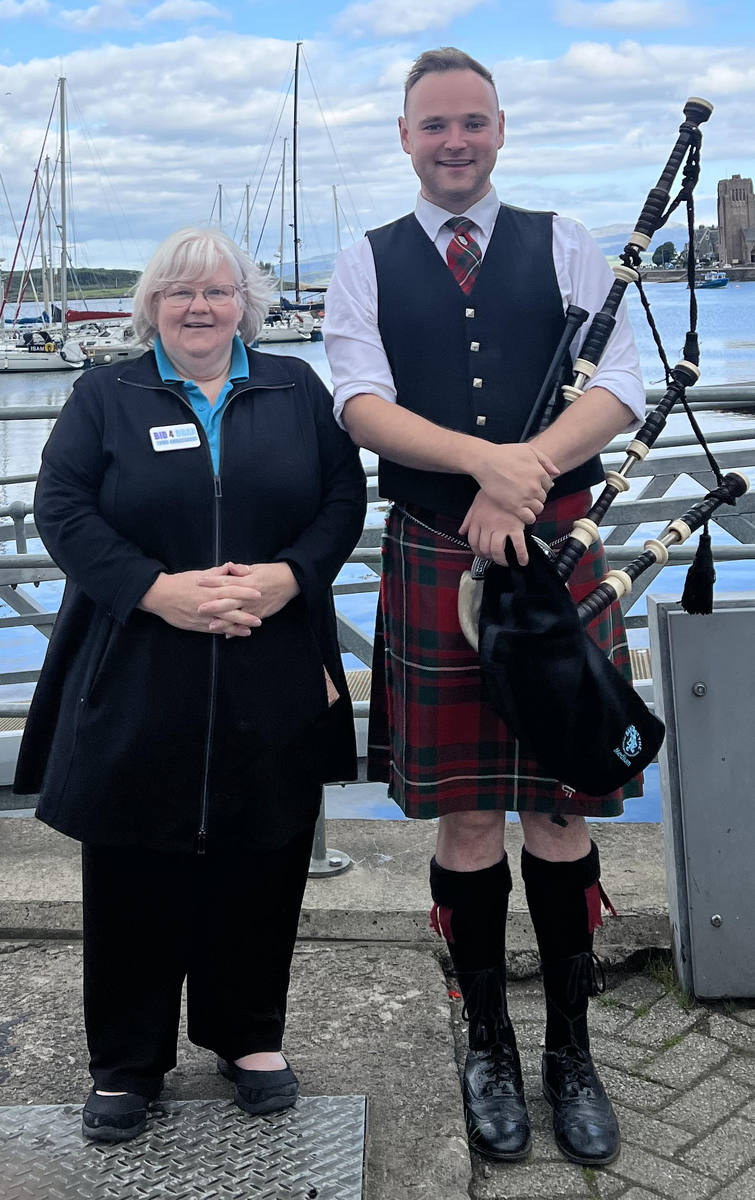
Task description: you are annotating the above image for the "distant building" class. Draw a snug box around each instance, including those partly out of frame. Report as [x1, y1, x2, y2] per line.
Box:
[717, 175, 755, 265]
[683, 224, 719, 264]
[694, 224, 719, 261]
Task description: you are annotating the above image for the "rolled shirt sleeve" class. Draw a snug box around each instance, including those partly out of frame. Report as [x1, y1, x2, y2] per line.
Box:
[323, 239, 397, 429]
[553, 216, 646, 427]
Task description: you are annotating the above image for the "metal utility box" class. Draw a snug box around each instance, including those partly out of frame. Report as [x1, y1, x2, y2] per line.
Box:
[648, 593, 755, 998]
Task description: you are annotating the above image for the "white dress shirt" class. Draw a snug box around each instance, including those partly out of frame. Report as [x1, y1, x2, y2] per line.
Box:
[323, 187, 645, 430]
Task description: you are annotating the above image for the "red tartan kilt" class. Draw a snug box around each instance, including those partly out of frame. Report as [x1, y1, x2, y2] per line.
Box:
[367, 491, 643, 819]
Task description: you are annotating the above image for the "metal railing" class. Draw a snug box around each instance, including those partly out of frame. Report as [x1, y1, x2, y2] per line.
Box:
[2, 387, 755, 709]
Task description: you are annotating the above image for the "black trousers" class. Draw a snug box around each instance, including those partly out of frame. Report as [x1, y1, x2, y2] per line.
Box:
[81, 825, 315, 1098]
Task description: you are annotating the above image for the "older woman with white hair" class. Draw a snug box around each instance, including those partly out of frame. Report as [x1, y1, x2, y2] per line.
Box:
[14, 227, 366, 1143]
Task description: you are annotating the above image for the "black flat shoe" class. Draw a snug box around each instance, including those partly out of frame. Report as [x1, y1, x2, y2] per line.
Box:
[542, 1045, 620, 1165]
[463, 1043, 531, 1162]
[82, 1091, 149, 1143]
[217, 1057, 299, 1115]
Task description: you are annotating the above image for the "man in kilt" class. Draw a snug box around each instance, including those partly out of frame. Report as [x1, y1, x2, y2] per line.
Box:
[324, 48, 645, 1167]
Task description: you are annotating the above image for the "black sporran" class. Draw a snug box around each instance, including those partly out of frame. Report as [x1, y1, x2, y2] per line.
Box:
[472, 535, 664, 796]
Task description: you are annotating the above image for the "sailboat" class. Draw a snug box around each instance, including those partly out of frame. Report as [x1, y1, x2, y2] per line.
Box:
[0, 339, 85, 371]
[255, 113, 312, 346]
[252, 44, 340, 346]
[0, 78, 87, 373]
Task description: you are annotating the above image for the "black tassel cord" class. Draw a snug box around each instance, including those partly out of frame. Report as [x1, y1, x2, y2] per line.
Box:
[681, 525, 716, 615]
[622, 132, 734, 616]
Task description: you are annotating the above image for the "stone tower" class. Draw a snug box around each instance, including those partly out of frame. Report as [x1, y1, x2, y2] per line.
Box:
[717, 175, 755, 265]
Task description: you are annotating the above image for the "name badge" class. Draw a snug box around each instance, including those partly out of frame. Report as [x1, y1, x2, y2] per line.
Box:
[149, 423, 201, 452]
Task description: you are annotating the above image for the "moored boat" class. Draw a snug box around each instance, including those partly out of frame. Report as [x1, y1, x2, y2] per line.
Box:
[255, 324, 312, 344]
[700, 270, 729, 289]
[255, 311, 314, 344]
[0, 340, 86, 371]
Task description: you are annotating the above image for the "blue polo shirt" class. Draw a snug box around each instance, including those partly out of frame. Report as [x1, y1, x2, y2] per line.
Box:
[154, 334, 249, 474]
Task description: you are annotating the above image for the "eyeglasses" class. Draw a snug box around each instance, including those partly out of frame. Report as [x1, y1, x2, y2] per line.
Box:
[160, 285, 240, 308]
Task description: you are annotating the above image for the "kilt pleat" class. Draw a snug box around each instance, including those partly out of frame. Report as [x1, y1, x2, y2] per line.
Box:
[367, 491, 643, 819]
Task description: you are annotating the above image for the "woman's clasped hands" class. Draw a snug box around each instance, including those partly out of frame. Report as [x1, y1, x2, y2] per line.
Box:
[197, 561, 301, 637]
[139, 561, 299, 637]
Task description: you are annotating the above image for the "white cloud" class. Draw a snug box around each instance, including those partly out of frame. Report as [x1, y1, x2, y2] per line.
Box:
[58, 0, 140, 31]
[145, 0, 226, 19]
[337, 0, 486, 37]
[0, 0, 48, 15]
[58, 0, 225, 28]
[554, 0, 691, 29]
[1, 34, 752, 269]
[377, 56, 412, 90]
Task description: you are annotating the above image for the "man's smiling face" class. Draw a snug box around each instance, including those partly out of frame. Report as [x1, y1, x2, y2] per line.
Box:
[399, 69, 505, 213]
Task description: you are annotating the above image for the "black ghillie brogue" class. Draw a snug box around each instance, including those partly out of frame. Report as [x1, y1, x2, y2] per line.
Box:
[463, 1039, 531, 1161]
[217, 1057, 299, 1115]
[81, 1091, 149, 1143]
[541, 951, 620, 1165]
[460, 965, 531, 1162]
[542, 1044, 620, 1165]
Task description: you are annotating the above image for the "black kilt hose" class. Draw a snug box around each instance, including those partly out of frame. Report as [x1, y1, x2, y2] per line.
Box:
[367, 491, 643, 819]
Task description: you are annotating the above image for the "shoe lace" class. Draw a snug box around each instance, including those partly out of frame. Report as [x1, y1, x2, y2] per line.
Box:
[459, 964, 512, 1047]
[543, 950, 606, 1040]
[478, 1043, 521, 1098]
[553, 1045, 599, 1099]
[567, 951, 606, 1006]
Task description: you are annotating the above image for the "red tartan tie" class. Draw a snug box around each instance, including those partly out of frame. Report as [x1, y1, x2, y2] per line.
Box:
[445, 217, 482, 295]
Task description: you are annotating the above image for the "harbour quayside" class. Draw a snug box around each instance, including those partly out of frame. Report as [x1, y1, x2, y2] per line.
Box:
[2, 44, 755, 1200]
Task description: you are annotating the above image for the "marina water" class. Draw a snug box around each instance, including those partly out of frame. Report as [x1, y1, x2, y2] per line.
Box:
[2, 283, 755, 821]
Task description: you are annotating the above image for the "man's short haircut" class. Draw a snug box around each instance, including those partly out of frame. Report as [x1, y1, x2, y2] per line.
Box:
[404, 47, 496, 105]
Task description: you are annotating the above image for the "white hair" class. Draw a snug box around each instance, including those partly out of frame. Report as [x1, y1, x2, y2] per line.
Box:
[132, 226, 272, 347]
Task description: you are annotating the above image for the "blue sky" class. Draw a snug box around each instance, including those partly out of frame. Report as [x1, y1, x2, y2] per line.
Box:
[1, 0, 754, 268]
[2, 0, 754, 63]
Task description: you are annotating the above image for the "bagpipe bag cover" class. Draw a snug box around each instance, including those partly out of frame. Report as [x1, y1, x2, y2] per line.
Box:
[477, 535, 665, 796]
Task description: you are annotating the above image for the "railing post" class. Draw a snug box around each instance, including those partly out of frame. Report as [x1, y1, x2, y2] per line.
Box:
[308, 788, 351, 877]
[8, 502, 28, 555]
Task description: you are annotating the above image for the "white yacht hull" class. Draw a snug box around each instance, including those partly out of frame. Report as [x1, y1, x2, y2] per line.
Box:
[255, 326, 312, 344]
[0, 350, 83, 372]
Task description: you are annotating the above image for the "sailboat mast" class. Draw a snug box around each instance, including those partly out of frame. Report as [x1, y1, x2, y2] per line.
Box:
[59, 76, 68, 338]
[292, 41, 302, 302]
[218, 183, 223, 230]
[35, 170, 51, 316]
[45, 156, 54, 315]
[333, 184, 342, 254]
[279, 138, 287, 304]
[244, 183, 250, 254]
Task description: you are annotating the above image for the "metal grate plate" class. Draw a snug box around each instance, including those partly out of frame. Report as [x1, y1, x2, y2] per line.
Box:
[0, 1095, 366, 1199]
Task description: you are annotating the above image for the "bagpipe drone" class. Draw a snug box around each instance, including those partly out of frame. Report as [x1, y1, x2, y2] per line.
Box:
[458, 98, 750, 802]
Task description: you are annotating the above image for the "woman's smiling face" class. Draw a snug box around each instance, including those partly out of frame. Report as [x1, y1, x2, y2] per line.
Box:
[156, 261, 242, 370]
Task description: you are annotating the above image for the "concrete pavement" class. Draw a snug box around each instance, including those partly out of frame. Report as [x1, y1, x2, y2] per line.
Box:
[0, 818, 669, 967]
[2, 937, 755, 1199]
[3, 817, 752, 1198]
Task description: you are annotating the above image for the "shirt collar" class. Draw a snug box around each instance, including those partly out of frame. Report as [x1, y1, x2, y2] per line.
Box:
[414, 186, 501, 244]
[153, 334, 250, 385]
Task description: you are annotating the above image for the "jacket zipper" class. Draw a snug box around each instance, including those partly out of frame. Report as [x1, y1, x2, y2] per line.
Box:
[197, 469, 223, 855]
[120, 374, 294, 854]
[197, 400, 230, 856]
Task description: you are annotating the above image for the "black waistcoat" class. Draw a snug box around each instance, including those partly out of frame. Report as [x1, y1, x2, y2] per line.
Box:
[367, 204, 604, 519]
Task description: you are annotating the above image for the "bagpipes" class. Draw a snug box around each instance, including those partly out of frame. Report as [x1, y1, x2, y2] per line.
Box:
[457, 98, 750, 802]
